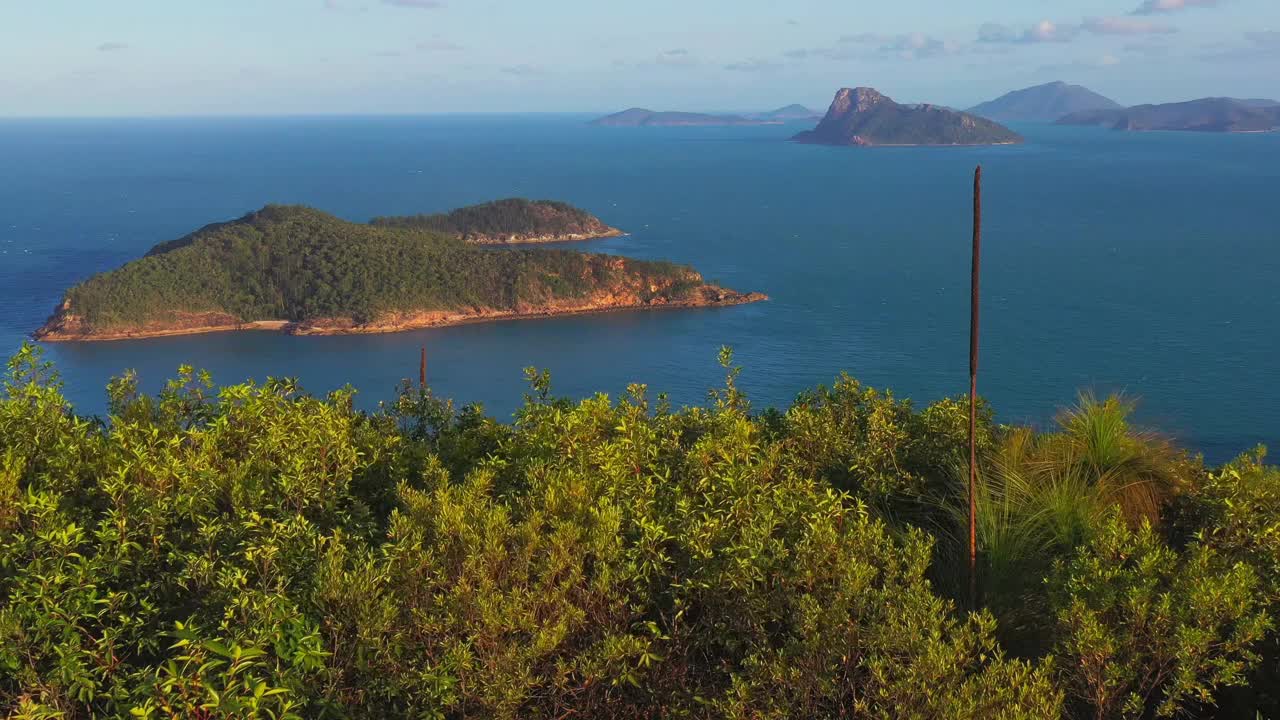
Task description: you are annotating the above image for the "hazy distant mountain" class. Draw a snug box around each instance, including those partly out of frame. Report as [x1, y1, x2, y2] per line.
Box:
[792, 87, 1021, 147]
[750, 104, 823, 121]
[590, 108, 779, 127]
[1058, 97, 1280, 133]
[1238, 98, 1280, 108]
[967, 81, 1122, 123]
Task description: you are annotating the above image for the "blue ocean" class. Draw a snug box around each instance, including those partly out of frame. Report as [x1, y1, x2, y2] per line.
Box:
[1, 115, 1276, 463]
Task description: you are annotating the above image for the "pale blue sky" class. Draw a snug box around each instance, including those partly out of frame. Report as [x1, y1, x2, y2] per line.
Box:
[2, 0, 1276, 116]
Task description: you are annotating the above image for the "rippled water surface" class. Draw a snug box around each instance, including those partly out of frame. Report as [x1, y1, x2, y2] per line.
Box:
[1, 115, 1277, 462]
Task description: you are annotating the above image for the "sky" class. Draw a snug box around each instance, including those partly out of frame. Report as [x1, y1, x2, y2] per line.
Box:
[1, 0, 1277, 116]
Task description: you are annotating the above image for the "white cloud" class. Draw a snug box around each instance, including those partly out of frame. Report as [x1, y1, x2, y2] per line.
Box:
[981, 16, 1174, 44]
[1025, 20, 1076, 43]
[979, 20, 1077, 44]
[826, 31, 953, 59]
[884, 32, 952, 59]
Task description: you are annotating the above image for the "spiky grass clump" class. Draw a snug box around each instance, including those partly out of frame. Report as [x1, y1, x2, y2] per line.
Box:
[1047, 393, 1191, 526]
[936, 394, 1197, 654]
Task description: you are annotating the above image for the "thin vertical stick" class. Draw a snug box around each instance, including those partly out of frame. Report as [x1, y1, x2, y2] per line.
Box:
[969, 166, 982, 611]
[419, 345, 427, 389]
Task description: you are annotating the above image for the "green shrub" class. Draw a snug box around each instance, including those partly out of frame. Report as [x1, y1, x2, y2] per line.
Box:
[1175, 448, 1280, 715]
[2, 343, 1278, 719]
[1049, 515, 1270, 719]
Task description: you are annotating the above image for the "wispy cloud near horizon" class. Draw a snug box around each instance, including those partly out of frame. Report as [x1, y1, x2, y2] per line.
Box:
[1081, 17, 1177, 35]
[1132, 0, 1221, 15]
[724, 58, 782, 72]
[827, 31, 953, 60]
[656, 49, 697, 67]
[500, 63, 544, 76]
[981, 16, 1176, 44]
[1200, 29, 1280, 61]
[979, 20, 1077, 44]
[418, 37, 464, 52]
[383, 0, 444, 8]
[97, 42, 129, 52]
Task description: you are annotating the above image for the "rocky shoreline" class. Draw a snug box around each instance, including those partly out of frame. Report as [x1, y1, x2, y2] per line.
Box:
[34, 286, 767, 343]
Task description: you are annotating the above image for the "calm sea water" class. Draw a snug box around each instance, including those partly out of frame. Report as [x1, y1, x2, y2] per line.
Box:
[1, 115, 1277, 463]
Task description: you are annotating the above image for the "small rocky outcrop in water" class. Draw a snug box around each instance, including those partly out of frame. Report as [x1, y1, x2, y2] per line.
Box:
[793, 87, 1023, 147]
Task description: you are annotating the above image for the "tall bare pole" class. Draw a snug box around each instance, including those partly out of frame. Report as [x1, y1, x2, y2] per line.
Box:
[419, 345, 427, 390]
[969, 166, 982, 610]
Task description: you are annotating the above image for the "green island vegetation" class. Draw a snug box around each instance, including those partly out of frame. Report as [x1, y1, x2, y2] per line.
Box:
[3, 342, 1280, 718]
[37, 204, 746, 340]
[369, 198, 622, 244]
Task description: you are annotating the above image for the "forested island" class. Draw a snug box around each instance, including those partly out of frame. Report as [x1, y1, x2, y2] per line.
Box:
[794, 87, 1023, 147]
[1058, 97, 1280, 133]
[369, 198, 624, 244]
[34, 203, 763, 341]
[4, 343, 1280, 718]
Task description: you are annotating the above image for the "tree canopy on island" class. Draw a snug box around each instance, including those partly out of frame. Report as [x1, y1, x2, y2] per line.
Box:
[369, 198, 618, 242]
[52, 204, 696, 332]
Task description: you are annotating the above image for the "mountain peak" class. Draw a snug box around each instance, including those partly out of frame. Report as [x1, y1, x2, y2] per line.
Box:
[796, 86, 1021, 147]
[968, 82, 1121, 123]
[832, 87, 889, 114]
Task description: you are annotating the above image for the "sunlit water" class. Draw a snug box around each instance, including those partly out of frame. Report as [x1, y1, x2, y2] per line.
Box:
[1, 115, 1277, 463]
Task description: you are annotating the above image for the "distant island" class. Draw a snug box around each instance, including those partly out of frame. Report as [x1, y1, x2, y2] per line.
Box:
[369, 198, 623, 244]
[749, 104, 823, 122]
[967, 81, 1121, 123]
[590, 108, 780, 127]
[793, 87, 1022, 147]
[34, 203, 764, 342]
[1058, 97, 1280, 133]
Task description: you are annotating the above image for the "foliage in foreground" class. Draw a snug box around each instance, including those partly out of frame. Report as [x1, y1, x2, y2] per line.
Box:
[1, 343, 1278, 719]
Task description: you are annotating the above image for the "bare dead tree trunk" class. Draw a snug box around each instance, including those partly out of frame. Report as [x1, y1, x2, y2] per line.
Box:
[969, 165, 982, 611]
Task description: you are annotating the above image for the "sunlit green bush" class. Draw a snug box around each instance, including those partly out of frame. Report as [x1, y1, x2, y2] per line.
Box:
[1, 344, 1277, 719]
